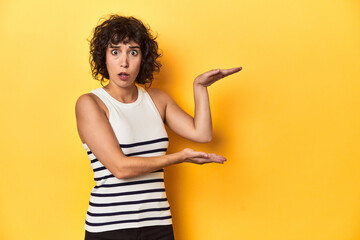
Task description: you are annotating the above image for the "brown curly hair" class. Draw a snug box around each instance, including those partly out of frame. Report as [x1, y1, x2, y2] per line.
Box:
[89, 15, 162, 86]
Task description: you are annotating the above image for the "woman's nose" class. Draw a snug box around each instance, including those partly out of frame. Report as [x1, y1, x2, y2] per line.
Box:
[120, 54, 129, 68]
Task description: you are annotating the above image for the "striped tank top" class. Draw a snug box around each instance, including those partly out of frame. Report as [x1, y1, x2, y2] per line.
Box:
[82, 85, 172, 233]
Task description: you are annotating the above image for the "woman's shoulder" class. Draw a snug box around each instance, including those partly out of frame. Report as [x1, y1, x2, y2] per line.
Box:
[76, 93, 98, 108]
[145, 87, 171, 101]
[75, 92, 108, 117]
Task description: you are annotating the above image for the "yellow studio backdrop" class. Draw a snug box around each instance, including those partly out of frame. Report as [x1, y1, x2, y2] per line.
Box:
[0, 0, 359, 239]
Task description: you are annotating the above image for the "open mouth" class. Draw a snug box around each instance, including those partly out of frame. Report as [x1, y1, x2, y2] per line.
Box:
[118, 72, 129, 77]
[118, 72, 130, 80]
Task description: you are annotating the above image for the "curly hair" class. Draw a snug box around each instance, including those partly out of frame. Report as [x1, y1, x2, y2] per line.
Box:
[89, 15, 162, 86]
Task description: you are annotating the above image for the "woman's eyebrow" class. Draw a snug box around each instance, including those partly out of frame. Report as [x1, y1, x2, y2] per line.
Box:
[129, 46, 140, 49]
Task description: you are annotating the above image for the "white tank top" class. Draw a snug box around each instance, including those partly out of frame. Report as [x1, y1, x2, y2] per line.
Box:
[82, 85, 172, 233]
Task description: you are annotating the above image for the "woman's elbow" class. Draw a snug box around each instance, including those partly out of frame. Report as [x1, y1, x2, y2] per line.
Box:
[195, 134, 213, 143]
[112, 164, 133, 179]
[113, 170, 133, 180]
[109, 157, 136, 179]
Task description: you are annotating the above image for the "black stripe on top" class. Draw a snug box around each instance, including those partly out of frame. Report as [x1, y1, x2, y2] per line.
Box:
[120, 137, 169, 148]
[94, 174, 114, 181]
[94, 179, 164, 189]
[87, 207, 170, 217]
[89, 198, 168, 207]
[91, 188, 165, 197]
[89, 148, 167, 158]
[93, 166, 106, 172]
[125, 148, 167, 157]
[94, 169, 164, 181]
[85, 215, 172, 227]
[87, 137, 169, 156]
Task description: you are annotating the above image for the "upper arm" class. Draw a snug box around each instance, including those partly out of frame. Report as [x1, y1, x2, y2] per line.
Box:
[146, 88, 197, 141]
[75, 94, 125, 177]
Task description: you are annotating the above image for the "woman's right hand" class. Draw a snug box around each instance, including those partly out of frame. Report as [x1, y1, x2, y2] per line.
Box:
[181, 148, 227, 165]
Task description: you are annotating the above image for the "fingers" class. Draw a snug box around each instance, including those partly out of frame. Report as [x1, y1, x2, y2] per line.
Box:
[219, 67, 242, 77]
[202, 69, 221, 78]
[182, 149, 227, 164]
[207, 153, 227, 164]
[206, 67, 241, 78]
[188, 152, 227, 164]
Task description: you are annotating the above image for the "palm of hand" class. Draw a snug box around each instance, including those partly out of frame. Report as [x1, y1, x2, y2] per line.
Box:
[195, 67, 242, 87]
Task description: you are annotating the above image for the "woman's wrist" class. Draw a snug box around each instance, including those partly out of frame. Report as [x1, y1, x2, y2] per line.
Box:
[166, 151, 185, 165]
[193, 81, 209, 93]
[193, 78, 206, 87]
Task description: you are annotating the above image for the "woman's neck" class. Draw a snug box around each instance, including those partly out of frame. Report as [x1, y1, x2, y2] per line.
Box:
[103, 82, 138, 103]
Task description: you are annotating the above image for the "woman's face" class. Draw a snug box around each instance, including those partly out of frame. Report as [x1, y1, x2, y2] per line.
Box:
[105, 40, 142, 88]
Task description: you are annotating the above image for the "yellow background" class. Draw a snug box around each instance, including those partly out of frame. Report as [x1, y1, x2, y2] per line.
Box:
[1, 0, 360, 239]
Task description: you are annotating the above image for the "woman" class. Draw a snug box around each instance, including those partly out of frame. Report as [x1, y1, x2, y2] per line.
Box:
[75, 15, 241, 240]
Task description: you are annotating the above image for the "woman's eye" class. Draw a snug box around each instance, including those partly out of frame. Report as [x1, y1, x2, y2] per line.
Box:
[130, 50, 138, 56]
[111, 50, 119, 55]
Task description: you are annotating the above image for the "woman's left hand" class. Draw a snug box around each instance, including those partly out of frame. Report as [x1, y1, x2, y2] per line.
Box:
[194, 67, 242, 87]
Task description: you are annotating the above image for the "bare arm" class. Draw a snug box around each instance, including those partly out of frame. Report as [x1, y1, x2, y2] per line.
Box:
[157, 67, 242, 143]
[75, 94, 226, 179]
